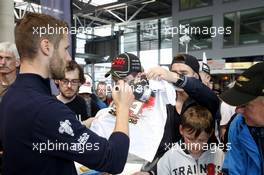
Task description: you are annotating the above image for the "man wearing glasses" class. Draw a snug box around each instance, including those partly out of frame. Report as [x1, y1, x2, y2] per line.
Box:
[56, 60, 89, 122]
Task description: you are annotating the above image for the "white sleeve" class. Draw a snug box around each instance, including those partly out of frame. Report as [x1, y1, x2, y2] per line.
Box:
[90, 108, 115, 139]
[220, 101, 236, 126]
[149, 80, 176, 105]
[157, 153, 171, 175]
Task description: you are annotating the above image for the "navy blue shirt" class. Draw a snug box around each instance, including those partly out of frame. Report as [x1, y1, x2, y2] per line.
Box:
[0, 74, 129, 175]
[65, 95, 89, 121]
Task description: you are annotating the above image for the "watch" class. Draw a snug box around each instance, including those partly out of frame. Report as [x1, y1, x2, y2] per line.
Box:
[173, 74, 185, 88]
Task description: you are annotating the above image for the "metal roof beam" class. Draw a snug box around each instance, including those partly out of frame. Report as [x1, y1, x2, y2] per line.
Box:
[75, 13, 113, 24]
[127, 4, 147, 22]
[106, 10, 125, 22]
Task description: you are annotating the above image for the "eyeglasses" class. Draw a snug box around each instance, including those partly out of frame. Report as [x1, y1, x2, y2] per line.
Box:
[60, 79, 80, 86]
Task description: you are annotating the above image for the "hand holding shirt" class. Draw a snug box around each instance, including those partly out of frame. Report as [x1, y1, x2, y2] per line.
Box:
[90, 80, 176, 162]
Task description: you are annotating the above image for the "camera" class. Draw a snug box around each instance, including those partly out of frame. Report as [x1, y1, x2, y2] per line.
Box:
[129, 75, 154, 102]
[109, 75, 155, 124]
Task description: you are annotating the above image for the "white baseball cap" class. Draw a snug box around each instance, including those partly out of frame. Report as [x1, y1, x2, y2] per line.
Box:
[79, 74, 93, 94]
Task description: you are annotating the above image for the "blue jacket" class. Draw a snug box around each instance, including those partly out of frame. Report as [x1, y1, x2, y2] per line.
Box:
[0, 74, 129, 175]
[222, 114, 261, 175]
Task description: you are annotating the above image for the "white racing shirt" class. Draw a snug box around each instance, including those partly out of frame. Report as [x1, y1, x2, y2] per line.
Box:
[90, 80, 176, 162]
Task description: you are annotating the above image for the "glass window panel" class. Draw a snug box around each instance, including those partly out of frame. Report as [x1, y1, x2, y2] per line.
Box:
[94, 25, 112, 37]
[123, 24, 137, 52]
[141, 40, 158, 50]
[123, 24, 137, 33]
[179, 16, 213, 52]
[124, 32, 137, 52]
[139, 50, 158, 71]
[224, 12, 235, 47]
[180, 0, 212, 10]
[93, 63, 111, 82]
[76, 33, 87, 54]
[160, 48, 172, 65]
[161, 17, 172, 49]
[223, 0, 239, 3]
[239, 7, 264, 45]
[140, 20, 158, 51]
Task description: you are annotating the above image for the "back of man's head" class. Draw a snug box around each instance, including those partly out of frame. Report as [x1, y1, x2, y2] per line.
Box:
[15, 12, 68, 60]
[181, 105, 214, 138]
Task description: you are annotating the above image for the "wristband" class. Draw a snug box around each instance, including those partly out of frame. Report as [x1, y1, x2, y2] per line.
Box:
[173, 74, 185, 87]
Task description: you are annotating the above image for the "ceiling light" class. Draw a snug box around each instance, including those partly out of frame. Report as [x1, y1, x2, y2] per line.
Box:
[79, 0, 118, 6]
[14, 0, 24, 2]
[91, 0, 118, 6]
[141, 0, 156, 4]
